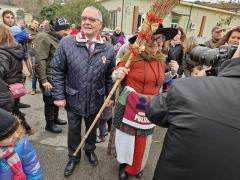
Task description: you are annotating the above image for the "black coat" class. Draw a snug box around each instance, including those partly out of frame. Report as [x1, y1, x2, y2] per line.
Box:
[146, 58, 240, 180]
[0, 78, 14, 112]
[167, 44, 184, 75]
[0, 45, 24, 84]
[111, 32, 123, 46]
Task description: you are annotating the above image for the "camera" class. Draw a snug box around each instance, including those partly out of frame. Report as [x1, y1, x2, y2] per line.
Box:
[190, 45, 237, 75]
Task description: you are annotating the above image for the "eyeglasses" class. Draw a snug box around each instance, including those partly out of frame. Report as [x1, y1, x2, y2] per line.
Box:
[146, 35, 166, 44]
[81, 16, 99, 23]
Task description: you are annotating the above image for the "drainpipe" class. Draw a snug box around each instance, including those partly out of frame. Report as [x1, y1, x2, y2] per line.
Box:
[186, 5, 193, 35]
[121, 0, 125, 30]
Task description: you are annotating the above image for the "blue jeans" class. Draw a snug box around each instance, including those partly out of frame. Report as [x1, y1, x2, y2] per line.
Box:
[32, 71, 37, 89]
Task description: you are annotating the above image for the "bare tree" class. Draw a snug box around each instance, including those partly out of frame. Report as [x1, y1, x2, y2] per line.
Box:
[0, 0, 49, 15]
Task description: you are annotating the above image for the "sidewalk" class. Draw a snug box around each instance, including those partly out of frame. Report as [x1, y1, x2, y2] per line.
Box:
[20, 80, 166, 180]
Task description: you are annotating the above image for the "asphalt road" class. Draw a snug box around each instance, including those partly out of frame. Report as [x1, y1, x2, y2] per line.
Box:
[20, 80, 166, 180]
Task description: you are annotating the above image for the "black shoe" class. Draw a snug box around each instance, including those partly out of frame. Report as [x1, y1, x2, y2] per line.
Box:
[119, 164, 128, 180]
[18, 102, 31, 108]
[64, 160, 78, 177]
[45, 121, 62, 133]
[85, 152, 98, 166]
[54, 118, 67, 125]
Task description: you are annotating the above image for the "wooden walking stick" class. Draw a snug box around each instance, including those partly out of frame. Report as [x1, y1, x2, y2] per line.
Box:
[73, 0, 181, 157]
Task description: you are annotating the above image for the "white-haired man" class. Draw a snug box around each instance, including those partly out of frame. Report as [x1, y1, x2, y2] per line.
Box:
[51, 6, 116, 176]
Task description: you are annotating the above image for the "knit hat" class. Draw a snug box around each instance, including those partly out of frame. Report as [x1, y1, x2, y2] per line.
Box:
[118, 37, 125, 45]
[211, 26, 223, 33]
[10, 26, 21, 35]
[50, 17, 70, 31]
[0, 108, 19, 141]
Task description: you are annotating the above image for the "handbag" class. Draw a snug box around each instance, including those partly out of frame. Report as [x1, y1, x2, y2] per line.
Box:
[122, 92, 155, 130]
[9, 83, 27, 98]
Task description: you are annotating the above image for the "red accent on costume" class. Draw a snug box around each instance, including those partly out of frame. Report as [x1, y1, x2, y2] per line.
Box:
[125, 136, 147, 175]
[129, 45, 140, 57]
[138, 32, 152, 40]
[146, 13, 163, 23]
[118, 61, 166, 95]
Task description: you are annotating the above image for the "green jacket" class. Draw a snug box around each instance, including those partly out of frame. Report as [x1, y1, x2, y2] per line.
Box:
[34, 24, 61, 84]
[203, 38, 218, 49]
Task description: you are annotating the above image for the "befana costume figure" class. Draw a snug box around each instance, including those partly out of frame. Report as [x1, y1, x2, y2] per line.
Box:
[111, 23, 179, 180]
[0, 108, 43, 180]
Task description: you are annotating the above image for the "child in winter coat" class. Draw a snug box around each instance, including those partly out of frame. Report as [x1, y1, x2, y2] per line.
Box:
[10, 26, 29, 61]
[10, 26, 29, 44]
[0, 108, 43, 180]
[97, 106, 113, 143]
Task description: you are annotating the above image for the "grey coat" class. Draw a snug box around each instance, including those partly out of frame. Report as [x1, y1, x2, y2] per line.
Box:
[51, 35, 116, 116]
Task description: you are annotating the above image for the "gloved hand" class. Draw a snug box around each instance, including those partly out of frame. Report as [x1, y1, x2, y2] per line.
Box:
[112, 67, 130, 81]
[169, 60, 179, 76]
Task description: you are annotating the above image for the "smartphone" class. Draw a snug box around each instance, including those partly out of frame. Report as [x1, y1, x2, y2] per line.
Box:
[44, 89, 51, 96]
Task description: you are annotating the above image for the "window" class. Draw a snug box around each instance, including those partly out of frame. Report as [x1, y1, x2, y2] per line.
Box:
[137, 14, 144, 30]
[171, 23, 178, 28]
[109, 10, 117, 30]
[171, 12, 181, 28]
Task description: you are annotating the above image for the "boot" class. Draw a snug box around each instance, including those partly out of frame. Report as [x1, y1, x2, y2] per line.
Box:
[119, 163, 128, 180]
[31, 89, 36, 95]
[53, 106, 67, 125]
[18, 102, 31, 108]
[85, 152, 98, 166]
[45, 121, 62, 133]
[54, 118, 67, 125]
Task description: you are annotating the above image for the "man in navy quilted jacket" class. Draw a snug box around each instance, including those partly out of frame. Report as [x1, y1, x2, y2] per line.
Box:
[51, 6, 116, 177]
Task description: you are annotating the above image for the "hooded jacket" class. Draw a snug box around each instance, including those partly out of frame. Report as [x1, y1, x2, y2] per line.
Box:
[0, 45, 24, 84]
[34, 24, 60, 84]
[0, 136, 43, 180]
[146, 58, 240, 180]
[111, 32, 124, 46]
[167, 44, 184, 75]
[14, 30, 29, 44]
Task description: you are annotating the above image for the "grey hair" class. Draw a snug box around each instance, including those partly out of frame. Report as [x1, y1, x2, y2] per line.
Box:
[83, 6, 103, 22]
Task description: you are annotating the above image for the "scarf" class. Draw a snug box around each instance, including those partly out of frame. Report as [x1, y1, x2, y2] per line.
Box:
[120, 51, 166, 63]
[0, 144, 27, 180]
[76, 31, 104, 44]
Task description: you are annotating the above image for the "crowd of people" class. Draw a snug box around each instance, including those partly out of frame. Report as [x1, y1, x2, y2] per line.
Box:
[0, 5, 239, 180]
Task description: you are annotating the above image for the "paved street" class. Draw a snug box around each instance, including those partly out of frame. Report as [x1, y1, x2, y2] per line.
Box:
[20, 80, 166, 180]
